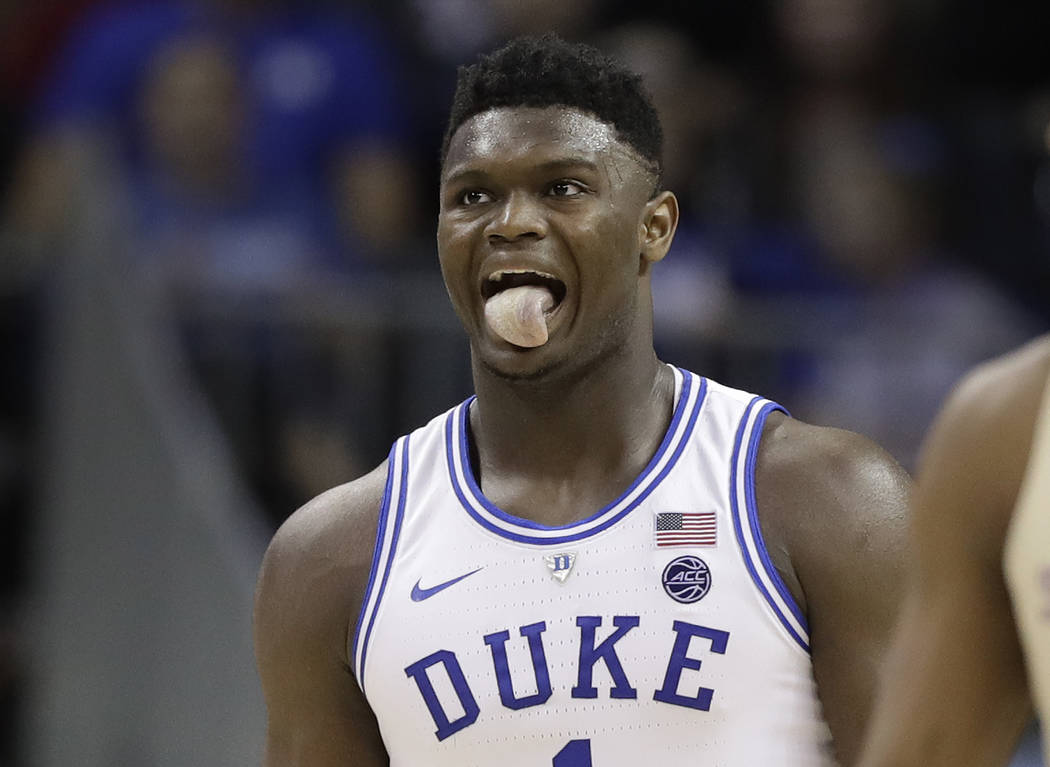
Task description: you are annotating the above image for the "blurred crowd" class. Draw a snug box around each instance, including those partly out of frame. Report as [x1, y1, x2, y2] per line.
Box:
[1, 0, 1049, 763]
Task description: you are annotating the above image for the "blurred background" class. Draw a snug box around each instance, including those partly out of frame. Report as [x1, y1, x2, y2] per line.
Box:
[0, 0, 1048, 764]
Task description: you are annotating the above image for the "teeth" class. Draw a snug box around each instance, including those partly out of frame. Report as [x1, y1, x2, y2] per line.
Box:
[488, 269, 558, 282]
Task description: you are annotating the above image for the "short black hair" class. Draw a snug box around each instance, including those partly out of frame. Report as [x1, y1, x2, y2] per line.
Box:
[442, 34, 663, 186]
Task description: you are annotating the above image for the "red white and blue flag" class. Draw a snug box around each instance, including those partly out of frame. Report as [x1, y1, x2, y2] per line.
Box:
[655, 511, 717, 547]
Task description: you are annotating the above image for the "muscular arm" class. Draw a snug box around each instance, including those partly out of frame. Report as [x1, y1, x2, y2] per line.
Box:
[253, 463, 390, 766]
[856, 340, 1050, 767]
[757, 414, 912, 765]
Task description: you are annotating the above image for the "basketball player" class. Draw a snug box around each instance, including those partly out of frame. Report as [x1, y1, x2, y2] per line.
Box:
[253, 35, 910, 766]
[857, 333, 1050, 767]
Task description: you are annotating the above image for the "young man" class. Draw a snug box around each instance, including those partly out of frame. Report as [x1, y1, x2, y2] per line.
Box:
[254, 35, 910, 766]
[857, 333, 1050, 767]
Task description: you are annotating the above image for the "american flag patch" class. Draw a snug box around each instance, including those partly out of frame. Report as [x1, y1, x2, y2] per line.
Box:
[655, 511, 717, 547]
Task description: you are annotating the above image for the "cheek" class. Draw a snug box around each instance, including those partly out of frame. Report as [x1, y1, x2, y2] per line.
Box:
[437, 219, 466, 270]
[590, 215, 643, 276]
[437, 222, 476, 309]
[605, 217, 649, 295]
[576, 222, 641, 309]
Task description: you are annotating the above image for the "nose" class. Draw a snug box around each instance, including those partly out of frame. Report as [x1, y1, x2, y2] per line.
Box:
[484, 191, 546, 242]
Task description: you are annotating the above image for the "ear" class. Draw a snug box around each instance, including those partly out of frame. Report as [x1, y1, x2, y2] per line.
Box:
[639, 190, 679, 265]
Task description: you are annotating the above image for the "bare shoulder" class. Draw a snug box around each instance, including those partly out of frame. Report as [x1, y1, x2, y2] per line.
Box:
[917, 334, 1050, 536]
[937, 333, 1050, 456]
[758, 411, 911, 500]
[755, 411, 911, 579]
[954, 333, 1050, 410]
[753, 409, 910, 630]
[254, 461, 389, 668]
[260, 461, 388, 581]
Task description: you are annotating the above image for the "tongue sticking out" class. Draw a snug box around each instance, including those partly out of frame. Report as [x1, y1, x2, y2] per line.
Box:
[484, 285, 555, 348]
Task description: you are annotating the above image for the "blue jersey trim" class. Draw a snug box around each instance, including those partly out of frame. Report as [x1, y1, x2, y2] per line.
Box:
[446, 369, 707, 545]
[729, 398, 810, 653]
[350, 442, 396, 681]
[745, 402, 810, 631]
[353, 435, 410, 688]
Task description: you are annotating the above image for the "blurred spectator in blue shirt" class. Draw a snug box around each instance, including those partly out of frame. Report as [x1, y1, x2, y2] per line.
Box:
[10, 0, 423, 272]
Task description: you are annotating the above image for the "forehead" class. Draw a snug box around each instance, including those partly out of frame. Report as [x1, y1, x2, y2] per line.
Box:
[443, 106, 641, 180]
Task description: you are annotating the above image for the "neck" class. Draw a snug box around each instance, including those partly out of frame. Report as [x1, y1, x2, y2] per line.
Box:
[467, 344, 675, 523]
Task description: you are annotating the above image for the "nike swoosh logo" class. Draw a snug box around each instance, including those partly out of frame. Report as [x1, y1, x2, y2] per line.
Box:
[411, 567, 484, 602]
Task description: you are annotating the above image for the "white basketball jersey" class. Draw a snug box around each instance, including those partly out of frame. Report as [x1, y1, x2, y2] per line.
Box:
[352, 368, 834, 766]
[1005, 371, 1050, 764]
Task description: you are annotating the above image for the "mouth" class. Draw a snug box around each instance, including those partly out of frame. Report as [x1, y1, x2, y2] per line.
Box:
[481, 269, 567, 309]
[480, 269, 569, 349]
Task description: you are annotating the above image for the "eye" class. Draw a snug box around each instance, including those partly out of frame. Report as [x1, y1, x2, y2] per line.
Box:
[547, 180, 585, 198]
[460, 189, 494, 205]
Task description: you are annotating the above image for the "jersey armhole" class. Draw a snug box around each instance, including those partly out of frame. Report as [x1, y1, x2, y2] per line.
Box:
[729, 398, 811, 654]
[350, 435, 411, 691]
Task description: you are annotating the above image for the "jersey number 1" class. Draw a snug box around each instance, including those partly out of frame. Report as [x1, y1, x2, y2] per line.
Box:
[553, 739, 592, 766]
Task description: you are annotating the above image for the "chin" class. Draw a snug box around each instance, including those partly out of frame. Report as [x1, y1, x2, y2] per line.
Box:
[475, 333, 621, 387]
[477, 345, 562, 383]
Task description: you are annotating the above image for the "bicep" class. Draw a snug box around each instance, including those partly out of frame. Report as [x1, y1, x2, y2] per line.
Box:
[803, 463, 910, 765]
[261, 661, 387, 767]
[253, 501, 389, 767]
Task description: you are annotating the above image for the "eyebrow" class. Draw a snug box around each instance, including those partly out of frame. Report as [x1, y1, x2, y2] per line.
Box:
[442, 157, 601, 187]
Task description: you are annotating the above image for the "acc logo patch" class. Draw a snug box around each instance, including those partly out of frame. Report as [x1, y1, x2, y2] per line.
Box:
[661, 555, 712, 603]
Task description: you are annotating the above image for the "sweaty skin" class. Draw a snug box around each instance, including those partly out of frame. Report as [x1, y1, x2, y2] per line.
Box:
[254, 105, 912, 767]
[484, 285, 555, 347]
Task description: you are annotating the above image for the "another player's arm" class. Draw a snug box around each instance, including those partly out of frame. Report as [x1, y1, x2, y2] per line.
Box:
[254, 464, 389, 767]
[756, 415, 911, 766]
[856, 348, 1047, 767]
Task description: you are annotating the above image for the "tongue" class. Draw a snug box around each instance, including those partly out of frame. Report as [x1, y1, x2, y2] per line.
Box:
[484, 285, 555, 348]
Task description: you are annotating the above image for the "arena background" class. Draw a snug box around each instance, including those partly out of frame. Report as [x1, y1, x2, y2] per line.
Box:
[1, 0, 1048, 764]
